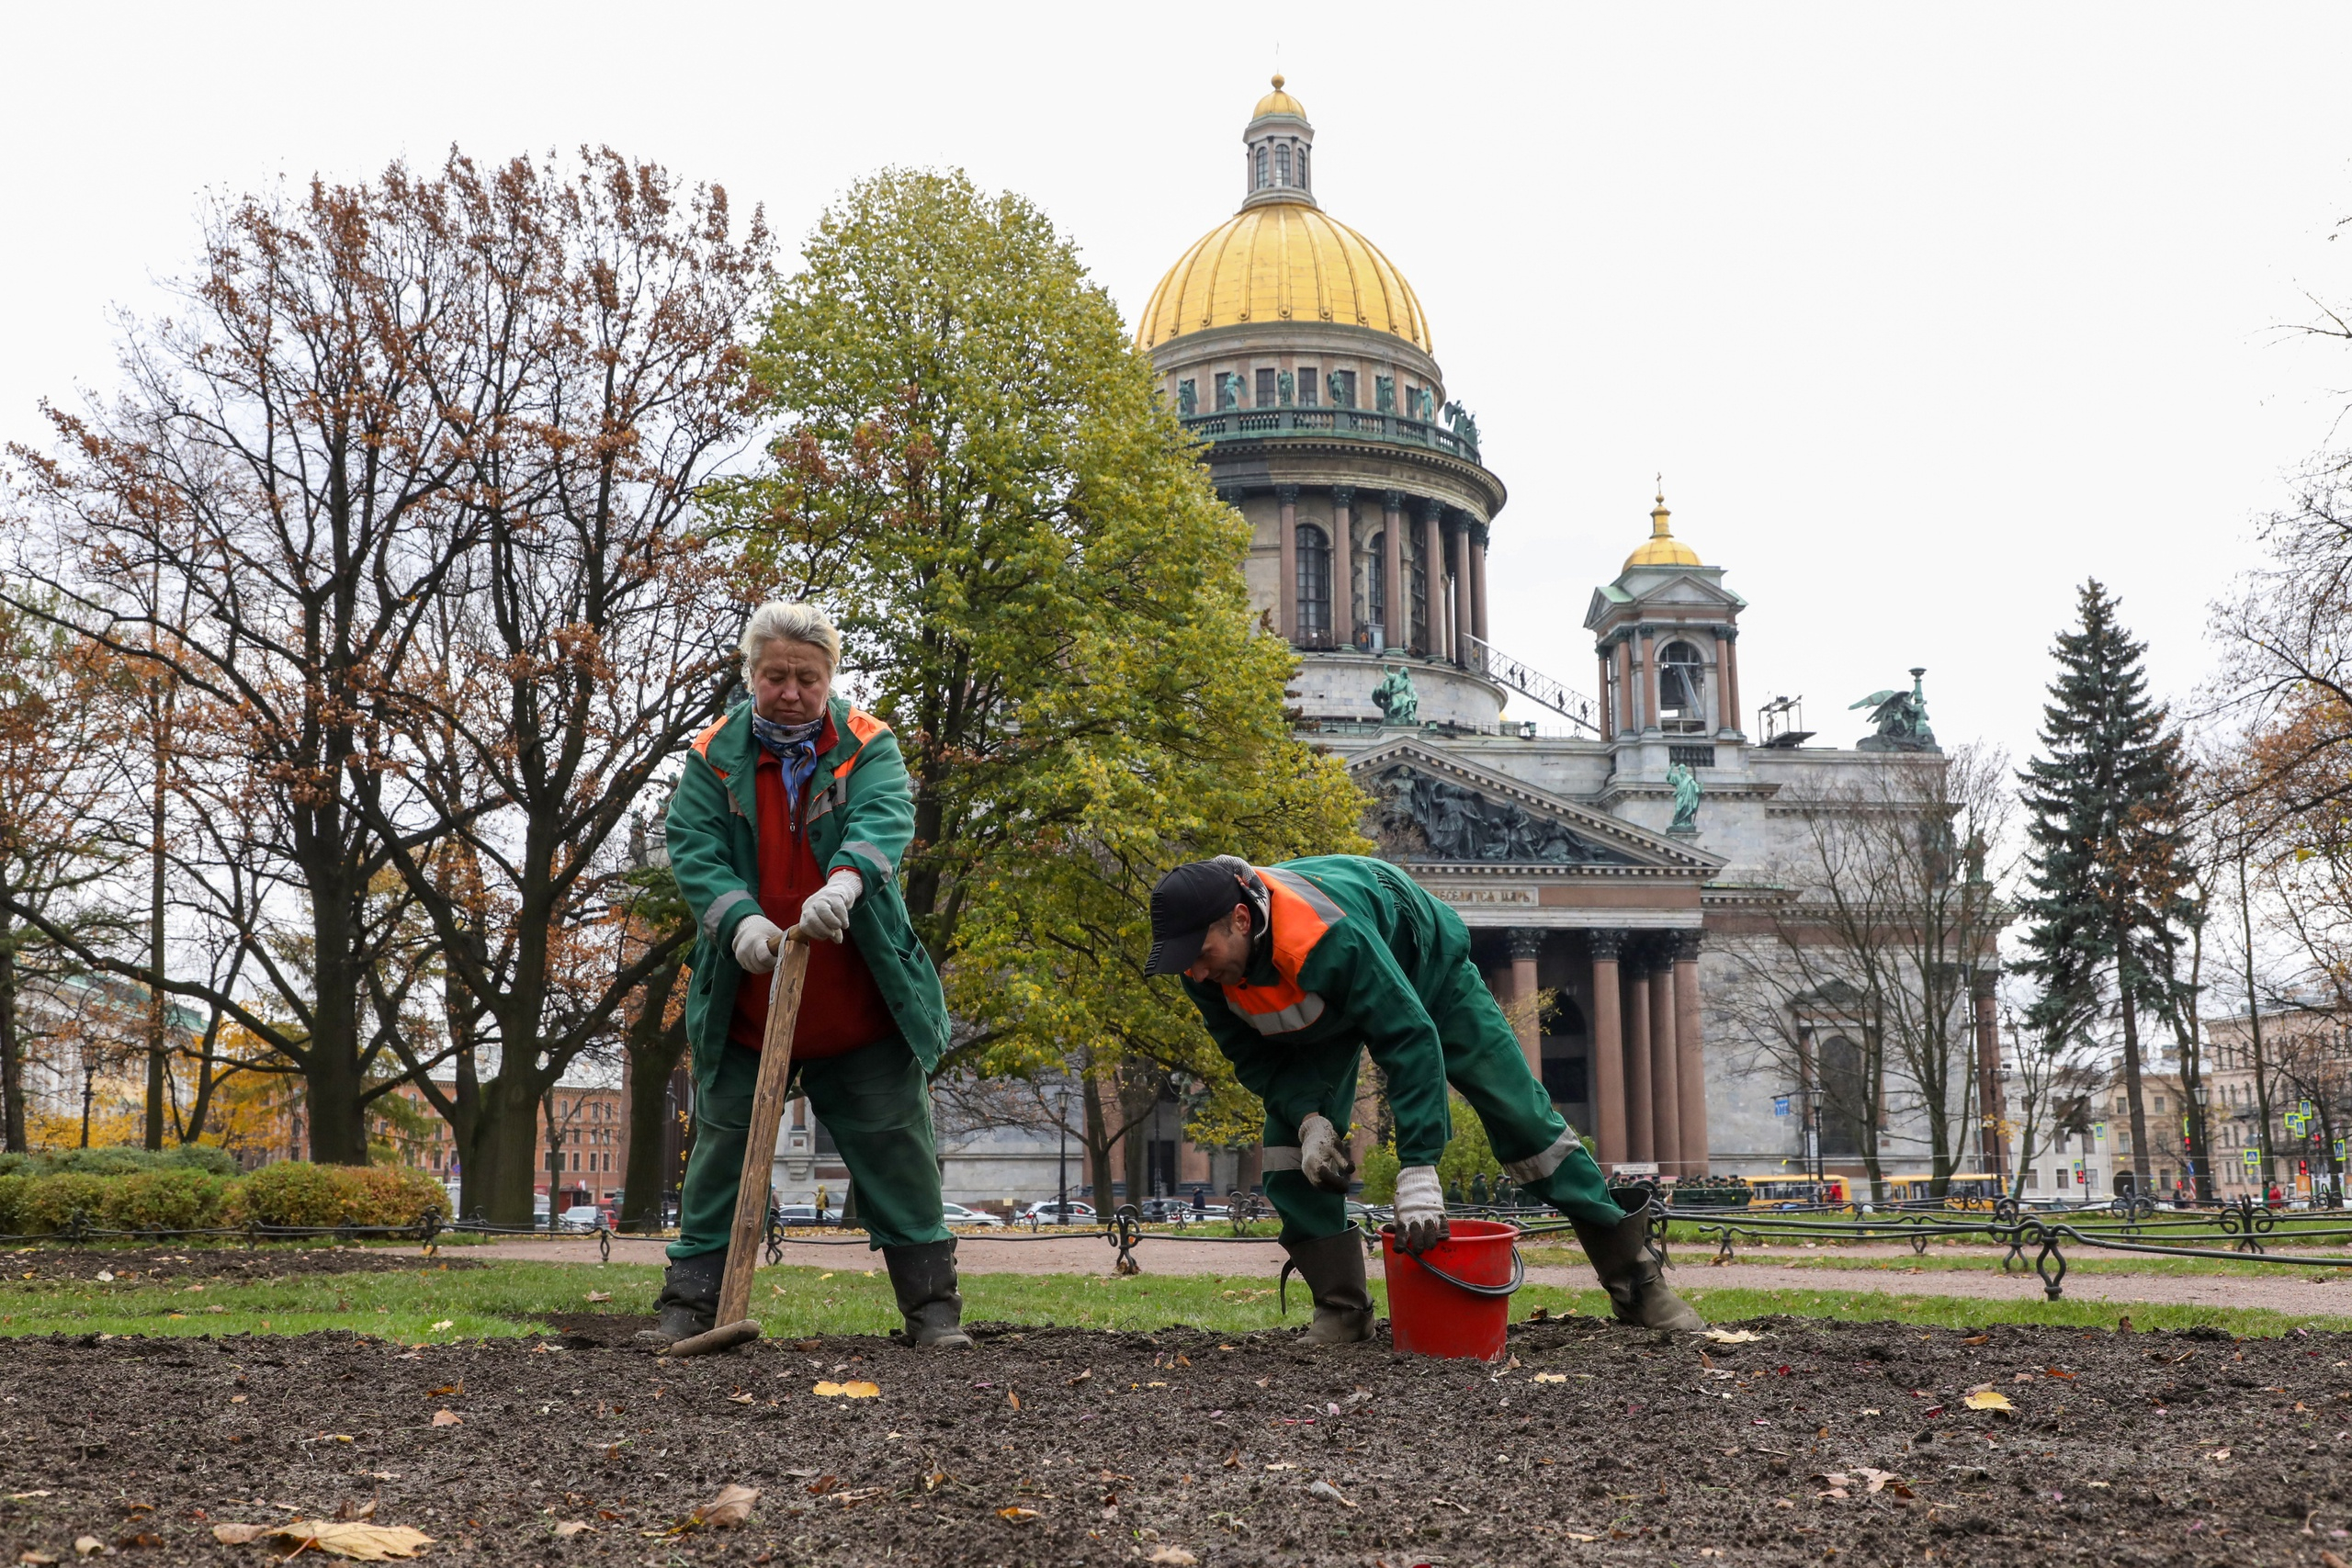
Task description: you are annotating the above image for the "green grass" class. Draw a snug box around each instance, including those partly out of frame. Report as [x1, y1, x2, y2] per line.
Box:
[4, 1258, 2349, 1343]
[1530, 1241, 2352, 1280]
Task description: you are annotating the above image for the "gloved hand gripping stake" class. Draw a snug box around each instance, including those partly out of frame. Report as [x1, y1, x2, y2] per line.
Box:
[666, 928, 811, 1358]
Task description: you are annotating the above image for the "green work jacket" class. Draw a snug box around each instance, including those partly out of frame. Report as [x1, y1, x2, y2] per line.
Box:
[664, 694, 951, 1089]
[1181, 853, 1464, 1165]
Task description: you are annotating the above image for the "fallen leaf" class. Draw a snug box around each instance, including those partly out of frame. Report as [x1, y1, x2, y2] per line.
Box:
[2208, 1449, 2232, 1462]
[429, 1320, 454, 1332]
[94, 1270, 114, 1283]
[19, 1552, 58, 1564]
[551, 1521, 593, 1539]
[585, 1292, 610, 1304]
[1307, 1480, 1355, 1508]
[431, 1410, 462, 1428]
[424, 1383, 460, 1398]
[793, 1338, 822, 1351]
[692, 1485, 759, 1529]
[1531, 1372, 1567, 1383]
[229, 1394, 247, 1404]
[262, 1521, 436, 1560]
[1007, 1390, 1022, 1410]
[72, 1550, 100, 1565]
[812, 1381, 880, 1399]
[1962, 1391, 2013, 1412]
[997, 1507, 1040, 1522]
[1066, 1369, 1091, 1386]
[1145, 1550, 1198, 1565]
[1960, 1334, 1989, 1346]
[1221, 1450, 1240, 1469]
[211, 1525, 271, 1545]
[728, 1393, 754, 1404]
[1705, 1329, 1765, 1344]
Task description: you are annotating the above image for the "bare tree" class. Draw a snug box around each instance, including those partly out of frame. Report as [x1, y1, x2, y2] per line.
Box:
[1712, 745, 2010, 1197]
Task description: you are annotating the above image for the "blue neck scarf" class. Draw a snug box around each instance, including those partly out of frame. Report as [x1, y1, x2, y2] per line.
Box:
[749, 713, 825, 819]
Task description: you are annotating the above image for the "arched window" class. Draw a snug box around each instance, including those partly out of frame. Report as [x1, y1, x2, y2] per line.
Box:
[1255, 145, 1269, 188]
[1297, 146, 1309, 188]
[1366, 533, 1386, 634]
[1295, 523, 1331, 645]
[1658, 639, 1707, 734]
[1276, 144, 1291, 186]
[1817, 1035, 1865, 1157]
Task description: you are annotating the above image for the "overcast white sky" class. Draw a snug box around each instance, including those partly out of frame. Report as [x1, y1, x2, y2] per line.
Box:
[6, 4, 2349, 767]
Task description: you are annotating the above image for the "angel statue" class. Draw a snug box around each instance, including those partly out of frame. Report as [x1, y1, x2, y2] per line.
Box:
[1371, 663, 1419, 727]
[1667, 761, 1702, 832]
[1851, 667, 1939, 752]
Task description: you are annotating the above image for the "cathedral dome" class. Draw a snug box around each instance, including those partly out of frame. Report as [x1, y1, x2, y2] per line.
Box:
[1624, 492, 1702, 570]
[1135, 78, 1431, 355]
[1136, 204, 1430, 353]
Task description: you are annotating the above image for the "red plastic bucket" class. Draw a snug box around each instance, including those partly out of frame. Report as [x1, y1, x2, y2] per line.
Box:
[1380, 1218, 1524, 1359]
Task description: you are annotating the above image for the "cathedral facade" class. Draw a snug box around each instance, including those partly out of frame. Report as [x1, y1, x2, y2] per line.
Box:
[926, 79, 1996, 1208]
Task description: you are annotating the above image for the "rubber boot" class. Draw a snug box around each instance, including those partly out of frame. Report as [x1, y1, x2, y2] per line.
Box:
[636, 1250, 726, 1349]
[882, 1239, 973, 1348]
[1573, 1207, 1704, 1331]
[1279, 1231, 1376, 1345]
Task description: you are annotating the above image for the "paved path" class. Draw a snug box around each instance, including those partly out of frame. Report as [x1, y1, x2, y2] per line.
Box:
[462, 1232, 2352, 1314]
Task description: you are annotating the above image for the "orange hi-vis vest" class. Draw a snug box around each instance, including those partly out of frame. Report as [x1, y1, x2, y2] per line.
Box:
[1219, 866, 1347, 1035]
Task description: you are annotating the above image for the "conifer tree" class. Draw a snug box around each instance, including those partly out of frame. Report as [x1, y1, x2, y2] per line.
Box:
[2016, 580, 2199, 1192]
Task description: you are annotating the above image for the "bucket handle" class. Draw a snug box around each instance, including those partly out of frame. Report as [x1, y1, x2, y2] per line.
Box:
[1407, 1245, 1526, 1299]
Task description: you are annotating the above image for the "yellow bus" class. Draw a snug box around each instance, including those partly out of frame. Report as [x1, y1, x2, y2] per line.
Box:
[1885, 1172, 2001, 1210]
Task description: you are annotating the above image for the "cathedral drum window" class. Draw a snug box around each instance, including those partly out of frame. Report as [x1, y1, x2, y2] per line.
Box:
[1658, 639, 1709, 734]
[1255, 367, 1279, 407]
[1295, 367, 1318, 406]
[1295, 524, 1332, 645]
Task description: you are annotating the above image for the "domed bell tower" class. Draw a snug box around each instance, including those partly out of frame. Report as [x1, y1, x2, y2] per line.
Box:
[1242, 76, 1317, 210]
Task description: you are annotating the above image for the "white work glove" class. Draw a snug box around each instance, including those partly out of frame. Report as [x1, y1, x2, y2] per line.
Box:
[798, 868, 863, 944]
[1393, 1165, 1450, 1256]
[1298, 1112, 1355, 1193]
[731, 913, 786, 975]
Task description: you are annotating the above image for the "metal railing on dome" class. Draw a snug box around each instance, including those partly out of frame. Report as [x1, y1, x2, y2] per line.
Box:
[1180, 407, 1482, 463]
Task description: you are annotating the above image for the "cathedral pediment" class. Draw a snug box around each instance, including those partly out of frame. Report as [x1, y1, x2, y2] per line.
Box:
[1584, 573, 1747, 630]
[1344, 739, 1721, 873]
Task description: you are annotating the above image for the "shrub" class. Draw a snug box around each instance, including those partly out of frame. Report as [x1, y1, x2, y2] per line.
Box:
[107, 1169, 238, 1231]
[14, 1172, 116, 1235]
[234, 1162, 450, 1229]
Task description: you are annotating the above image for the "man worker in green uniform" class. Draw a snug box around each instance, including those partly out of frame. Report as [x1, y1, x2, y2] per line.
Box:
[1148, 854, 1702, 1341]
[656, 602, 967, 1351]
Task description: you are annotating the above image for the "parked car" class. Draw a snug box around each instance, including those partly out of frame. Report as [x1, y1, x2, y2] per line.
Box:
[940, 1202, 1006, 1228]
[1015, 1200, 1097, 1227]
[556, 1204, 603, 1232]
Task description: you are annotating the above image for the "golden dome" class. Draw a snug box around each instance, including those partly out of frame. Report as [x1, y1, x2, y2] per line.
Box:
[1253, 73, 1306, 121]
[1624, 491, 1702, 570]
[1136, 202, 1430, 352]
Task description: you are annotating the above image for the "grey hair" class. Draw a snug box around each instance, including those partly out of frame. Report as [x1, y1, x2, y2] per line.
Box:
[740, 602, 842, 678]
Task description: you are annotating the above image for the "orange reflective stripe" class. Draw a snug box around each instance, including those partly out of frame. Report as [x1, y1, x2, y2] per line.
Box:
[1220, 866, 1341, 1032]
[690, 716, 730, 780]
[831, 708, 891, 780]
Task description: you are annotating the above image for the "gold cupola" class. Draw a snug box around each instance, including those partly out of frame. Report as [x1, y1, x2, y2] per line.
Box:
[1136, 78, 1431, 353]
[1623, 490, 1702, 570]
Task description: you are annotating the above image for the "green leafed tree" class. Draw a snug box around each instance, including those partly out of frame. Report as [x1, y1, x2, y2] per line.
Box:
[2016, 580, 2199, 1193]
[707, 169, 1368, 1171]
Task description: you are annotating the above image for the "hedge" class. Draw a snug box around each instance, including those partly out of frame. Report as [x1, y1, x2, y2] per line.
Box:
[0, 1161, 449, 1236]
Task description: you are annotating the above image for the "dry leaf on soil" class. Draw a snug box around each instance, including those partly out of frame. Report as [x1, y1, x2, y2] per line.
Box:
[1145, 1550, 1198, 1565]
[1308, 1480, 1355, 1508]
[551, 1521, 594, 1539]
[431, 1410, 462, 1427]
[693, 1486, 759, 1529]
[19, 1551, 58, 1564]
[71, 1541, 100, 1560]
[584, 1292, 610, 1303]
[215, 1521, 434, 1561]
[1962, 1390, 2014, 1412]
[211, 1525, 272, 1545]
[1704, 1329, 1765, 1344]
[998, 1506, 1041, 1522]
[812, 1381, 880, 1399]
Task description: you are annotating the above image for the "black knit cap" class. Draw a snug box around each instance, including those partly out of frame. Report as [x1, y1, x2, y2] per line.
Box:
[1145, 861, 1250, 976]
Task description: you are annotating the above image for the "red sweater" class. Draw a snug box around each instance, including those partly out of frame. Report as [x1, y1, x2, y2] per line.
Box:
[726, 731, 896, 1059]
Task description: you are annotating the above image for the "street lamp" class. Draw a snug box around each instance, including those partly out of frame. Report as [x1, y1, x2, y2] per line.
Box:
[1056, 1078, 1071, 1227]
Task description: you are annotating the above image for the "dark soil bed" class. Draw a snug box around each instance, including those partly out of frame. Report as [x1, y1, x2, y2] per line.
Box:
[0, 1246, 480, 1282]
[3, 1313, 2348, 1564]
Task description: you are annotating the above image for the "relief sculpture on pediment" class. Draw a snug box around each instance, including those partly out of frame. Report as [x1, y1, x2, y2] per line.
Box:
[1368, 766, 1628, 865]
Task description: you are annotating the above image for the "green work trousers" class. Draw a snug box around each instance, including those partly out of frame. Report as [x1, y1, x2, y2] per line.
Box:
[669, 1035, 949, 1260]
[1262, 953, 1627, 1241]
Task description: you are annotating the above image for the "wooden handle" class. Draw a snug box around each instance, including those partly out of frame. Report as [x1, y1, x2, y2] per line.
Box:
[713, 931, 811, 1331]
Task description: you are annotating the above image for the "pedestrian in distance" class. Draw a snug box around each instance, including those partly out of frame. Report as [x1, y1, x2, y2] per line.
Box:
[1148, 854, 1704, 1341]
[654, 602, 969, 1351]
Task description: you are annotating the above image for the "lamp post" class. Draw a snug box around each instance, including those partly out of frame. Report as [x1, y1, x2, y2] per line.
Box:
[1057, 1079, 1071, 1227]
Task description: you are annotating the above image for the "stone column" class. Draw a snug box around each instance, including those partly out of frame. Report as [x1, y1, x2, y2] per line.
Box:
[1640, 626, 1662, 736]
[1597, 651, 1615, 734]
[1613, 639, 1635, 737]
[1330, 487, 1355, 647]
[1449, 516, 1473, 667]
[1623, 947, 1655, 1166]
[1418, 499, 1446, 659]
[1713, 625, 1743, 739]
[1589, 930, 1628, 1170]
[1508, 929, 1544, 1080]
[1973, 968, 2004, 1181]
[1648, 947, 1681, 1175]
[1276, 485, 1299, 644]
[1469, 521, 1489, 648]
[1674, 931, 1709, 1176]
[1382, 491, 1407, 653]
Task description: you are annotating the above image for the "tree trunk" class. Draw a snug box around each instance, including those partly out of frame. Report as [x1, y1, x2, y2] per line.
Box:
[469, 1069, 548, 1227]
[0, 914, 22, 1153]
[1082, 1074, 1114, 1209]
[623, 959, 689, 1233]
[2118, 986, 2151, 1188]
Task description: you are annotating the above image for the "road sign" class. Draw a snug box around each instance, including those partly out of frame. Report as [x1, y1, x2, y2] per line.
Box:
[1774, 1096, 1791, 1118]
[2245, 1146, 2264, 1170]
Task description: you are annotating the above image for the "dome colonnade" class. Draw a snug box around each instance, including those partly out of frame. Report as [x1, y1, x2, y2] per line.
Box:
[1138, 78, 1505, 724]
